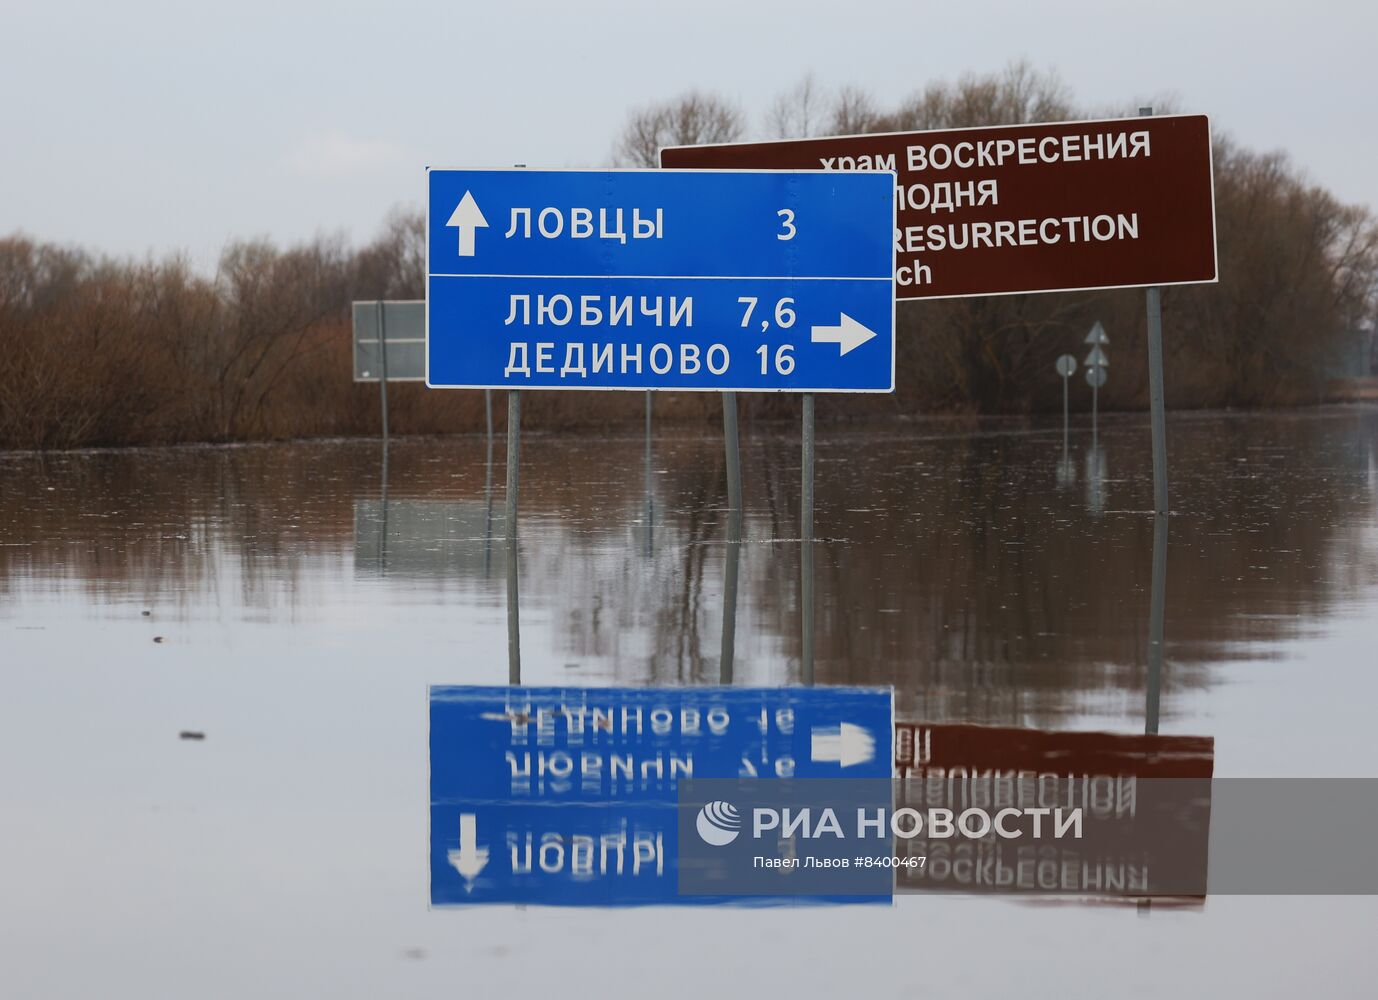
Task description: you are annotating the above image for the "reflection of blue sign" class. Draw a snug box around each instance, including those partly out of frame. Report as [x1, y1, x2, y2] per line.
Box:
[429, 685, 893, 906]
[426, 169, 895, 392]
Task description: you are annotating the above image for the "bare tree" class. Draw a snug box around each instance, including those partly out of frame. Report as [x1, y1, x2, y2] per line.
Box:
[612, 91, 745, 166]
[828, 84, 882, 134]
[766, 74, 827, 138]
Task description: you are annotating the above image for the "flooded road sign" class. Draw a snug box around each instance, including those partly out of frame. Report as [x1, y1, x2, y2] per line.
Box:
[425, 169, 895, 392]
[352, 300, 425, 381]
[662, 114, 1217, 299]
[429, 685, 893, 905]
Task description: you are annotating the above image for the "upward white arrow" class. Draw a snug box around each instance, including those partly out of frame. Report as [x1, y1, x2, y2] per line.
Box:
[446, 191, 489, 258]
[810, 313, 877, 356]
[447, 812, 489, 893]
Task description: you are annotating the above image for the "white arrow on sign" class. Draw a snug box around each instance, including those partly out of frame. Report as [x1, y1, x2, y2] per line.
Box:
[446, 191, 489, 258]
[1085, 345, 1109, 367]
[447, 812, 489, 892]
[1084, 321, 1110, 346]
[810, 313, 877, 356]
[810, 722, 876, 767]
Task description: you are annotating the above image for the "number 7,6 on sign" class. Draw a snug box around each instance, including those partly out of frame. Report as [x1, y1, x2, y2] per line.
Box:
[738, 297, 797, 332]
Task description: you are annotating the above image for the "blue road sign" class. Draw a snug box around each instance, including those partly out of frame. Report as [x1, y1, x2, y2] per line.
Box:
[425, 169, 895, 393]
[429, 685, 894, 906]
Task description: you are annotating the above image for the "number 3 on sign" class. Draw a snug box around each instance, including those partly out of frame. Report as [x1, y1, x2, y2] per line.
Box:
[777, 209, 796, 241]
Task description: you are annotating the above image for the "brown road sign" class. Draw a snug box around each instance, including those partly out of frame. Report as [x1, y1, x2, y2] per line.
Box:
[662, 115, 1217, 300]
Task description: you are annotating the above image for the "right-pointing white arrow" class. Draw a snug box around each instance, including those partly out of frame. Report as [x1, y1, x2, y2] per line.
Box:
[810, 722, 876, 768]
[810, 313, 877, 356]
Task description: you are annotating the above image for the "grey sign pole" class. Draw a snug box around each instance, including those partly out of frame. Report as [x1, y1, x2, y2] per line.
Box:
[1146, 512, 1167, 736]
[506, 389, 521, 683]
[1085, 325, 1108, 446]
[723, 393, 742, 512]
[643, 392, 654, 559]
[1055, 354, 1077, 450]
[376, 301, 390, 443]
[1141, 107, 1171, 516]
[801, 393, 815, 685]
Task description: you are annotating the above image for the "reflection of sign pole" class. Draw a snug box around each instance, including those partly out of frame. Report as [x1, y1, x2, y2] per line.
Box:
[1055, 354, 1077, 450]
[721, 507, 741, 684]
[643, 391, 654, 559]
[801, 394, 815, 686]
[505, 390, 521, 684]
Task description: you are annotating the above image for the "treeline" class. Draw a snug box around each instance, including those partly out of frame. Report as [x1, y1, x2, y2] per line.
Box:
[2, 64, 1375, 449]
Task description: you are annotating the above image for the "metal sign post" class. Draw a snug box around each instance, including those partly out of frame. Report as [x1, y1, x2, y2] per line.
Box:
[1055, 353, 1077, 450]
[723, 393, 742, 512]
[376, 302, 390, 442]
[1085, 322, 1110, 445]
[1087, 365, 1105, 444]
[1146, 512, 1168, 735]
[1141, 107, 1171, 516]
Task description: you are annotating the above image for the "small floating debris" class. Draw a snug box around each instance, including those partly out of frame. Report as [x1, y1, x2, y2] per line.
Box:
[141, 610, 152, 617]
[152, 636, 165, 643]
[179, 731, 205, 741]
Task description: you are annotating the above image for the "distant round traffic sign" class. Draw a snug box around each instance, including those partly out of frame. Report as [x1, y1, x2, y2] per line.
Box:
[1086, 367, 1107, 388]
[1056, 354, 1077, 377]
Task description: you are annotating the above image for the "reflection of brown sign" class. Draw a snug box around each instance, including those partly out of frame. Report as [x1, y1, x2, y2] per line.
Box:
[662, 115, 1216, 300]
[896, 722, 1215, 778]
[894, 723, 1214, 901]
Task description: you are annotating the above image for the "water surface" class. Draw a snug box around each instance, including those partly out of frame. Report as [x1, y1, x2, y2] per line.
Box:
[2, 406, 1375, 997]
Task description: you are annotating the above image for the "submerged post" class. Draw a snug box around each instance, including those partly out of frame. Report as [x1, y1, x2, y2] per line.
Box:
[1146, 512, 1168, 735]
[1141, 106, 1170, 516]
[1063, 371, 1069, 450]
[723, 392, 742, 512]
[506, 389, 521, 683]
[801, 393, 815, 685]
[644, 390, 654, 558]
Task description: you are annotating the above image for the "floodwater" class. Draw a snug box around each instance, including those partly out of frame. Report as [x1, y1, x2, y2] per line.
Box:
[2, 405, 1376, 998]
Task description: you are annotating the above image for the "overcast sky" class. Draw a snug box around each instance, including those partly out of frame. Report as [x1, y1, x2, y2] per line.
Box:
[2, 0, 1373, 270]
